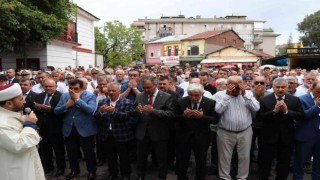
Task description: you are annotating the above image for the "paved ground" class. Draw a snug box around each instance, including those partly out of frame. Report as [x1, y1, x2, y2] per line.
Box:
[46, 147, 312, 180]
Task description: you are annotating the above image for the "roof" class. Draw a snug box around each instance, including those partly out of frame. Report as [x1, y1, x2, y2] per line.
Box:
[206, 45, 273, 59]
[148, 35, 191, 44]
[181, 29, 245, 42]
[138, 17, 265, 23]
[77, 6, 100, 21]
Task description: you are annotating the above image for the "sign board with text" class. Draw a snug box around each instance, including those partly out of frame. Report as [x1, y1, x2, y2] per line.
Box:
[160, 56, 179, 65]
[287, 48, 320, 57]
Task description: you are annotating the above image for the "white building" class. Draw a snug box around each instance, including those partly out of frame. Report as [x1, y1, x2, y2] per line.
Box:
[0, 6, 99, 70]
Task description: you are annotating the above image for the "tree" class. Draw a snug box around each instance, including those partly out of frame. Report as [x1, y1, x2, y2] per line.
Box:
[298, 10, 320, 47]
[277, 34, 293, 56]
[0, 0, 74, 56]
[95, 20, 144, 67]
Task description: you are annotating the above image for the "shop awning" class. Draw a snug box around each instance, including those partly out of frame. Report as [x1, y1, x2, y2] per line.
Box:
[200, 58, 258, 64]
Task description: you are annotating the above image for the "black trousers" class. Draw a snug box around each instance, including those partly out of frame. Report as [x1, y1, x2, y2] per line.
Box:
[65, 127, 97, 173]
[259, 139, 294, 180]
[176, 134, 210, 180]
[103, 131, 131, 177]
[96, 136, 106, 161]
[251, 127, 262, 164]
[39, 132, 66, 170]
[137, 131, 168, 179]
[168, 129, 176, 166]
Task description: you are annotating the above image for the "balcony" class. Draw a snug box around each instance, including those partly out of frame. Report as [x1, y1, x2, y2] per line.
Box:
[252, 38, 263, 45]
[60, 22, 78, 43]
[158, 26, 173, 33]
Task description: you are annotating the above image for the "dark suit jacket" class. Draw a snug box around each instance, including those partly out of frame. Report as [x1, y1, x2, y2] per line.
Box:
[10, 77, 20, 84]
[94, 97, 134, 142]
[23, 90, 38, 114]
[131, 90, 175, 141]
[34, 91, 63, 134]
[257, 93, 304, 144]
[175, 96, 219, 143]
[175, 86, 184, 97]
[296, 93, 320, 142]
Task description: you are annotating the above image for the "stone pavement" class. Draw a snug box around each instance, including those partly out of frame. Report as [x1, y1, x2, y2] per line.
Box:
[46, 148, 312, 180]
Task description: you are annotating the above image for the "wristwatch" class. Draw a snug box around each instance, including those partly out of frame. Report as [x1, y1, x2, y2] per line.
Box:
[75, 98, 80, 102]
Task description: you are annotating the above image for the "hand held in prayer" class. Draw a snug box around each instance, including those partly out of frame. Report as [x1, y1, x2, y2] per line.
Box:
[274, 101, 282, 113]
[183, 107, 193, 119]
[136, 103, 143, 113]
[279, 101, 288, 113]
[143, 104, 153, 114]
[239, 83, 246, 96]
[193, 108, 204, 119]
[226, 83, 235, 96]
[69, 89, 80, 100]
[66, 99, 75, 108]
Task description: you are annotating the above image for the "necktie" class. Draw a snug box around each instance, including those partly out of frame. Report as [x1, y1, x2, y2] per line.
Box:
[148, 95, 153, 106]
[8, 79, 12, 84]
[277, 97, 283, 101]
[44, 95, 51, 105]
[192, 103, 197, 110]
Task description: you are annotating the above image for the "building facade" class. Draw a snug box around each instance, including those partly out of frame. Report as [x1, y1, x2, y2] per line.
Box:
[0, 6, 99, 70]
[132, 15, 279, 56]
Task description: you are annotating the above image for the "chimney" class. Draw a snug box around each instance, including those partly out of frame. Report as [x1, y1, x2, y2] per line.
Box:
[196, 15, 201, 19]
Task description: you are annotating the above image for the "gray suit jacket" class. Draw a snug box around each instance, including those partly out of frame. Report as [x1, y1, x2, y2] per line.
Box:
[131, 89, 174, 141]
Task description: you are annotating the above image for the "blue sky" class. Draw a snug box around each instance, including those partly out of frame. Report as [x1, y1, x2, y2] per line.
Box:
[73, 0, 319, 45]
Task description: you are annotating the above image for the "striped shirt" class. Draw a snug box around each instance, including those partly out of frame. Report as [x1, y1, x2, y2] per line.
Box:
[215, 90, 260, 132]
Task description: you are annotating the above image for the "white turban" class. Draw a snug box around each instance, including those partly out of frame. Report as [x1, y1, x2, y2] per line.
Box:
[0, 83, 22, 101]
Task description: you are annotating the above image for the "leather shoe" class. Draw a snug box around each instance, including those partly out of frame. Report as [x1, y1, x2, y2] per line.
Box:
[55, 169, 65, 177]
[66, 171, 79, 180]
[44, 167, 54, 174]
[97, 159, 106, 166]
[87, 172, 96, 180]
[136, 176, 145, 180]
[122, 176, 130, 180]
[106, 174, 118, 180]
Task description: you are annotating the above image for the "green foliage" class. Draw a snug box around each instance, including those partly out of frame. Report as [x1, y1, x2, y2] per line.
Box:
[298, 10, 320, 47]
[95, 20, 144, 67]
[277, 34, 293, 56]
[0, 0, 73, 55]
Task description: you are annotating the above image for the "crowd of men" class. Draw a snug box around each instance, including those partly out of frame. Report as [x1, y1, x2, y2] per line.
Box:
[0, 63, 319, 180]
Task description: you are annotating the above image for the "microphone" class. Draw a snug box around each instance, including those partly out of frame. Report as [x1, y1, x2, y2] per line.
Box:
[25, 107, 32, 115]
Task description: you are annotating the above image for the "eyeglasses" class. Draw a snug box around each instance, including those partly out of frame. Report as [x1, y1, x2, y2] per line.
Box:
[129, 74, 139, 77]
[254, 81, 265, 85]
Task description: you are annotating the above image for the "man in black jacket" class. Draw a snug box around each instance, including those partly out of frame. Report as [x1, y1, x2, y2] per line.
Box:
[175, 83, 218, 180]
[33, 78, 65, 177]
[257, 77, 304, 180]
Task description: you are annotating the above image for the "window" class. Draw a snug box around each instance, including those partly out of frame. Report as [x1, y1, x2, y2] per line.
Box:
[167, 46, 172, 56]
[245, 44, 252, 50]
[174, 46, 179, 56]
[222, 38, 226, 43]
[16, 58, 40, 70]
[150, 50, 154, 57]
[156, 50, 160, 57]
[187, 46, 199, 56]
[233, 39, 237, 45]
[159, 32, 172, 38]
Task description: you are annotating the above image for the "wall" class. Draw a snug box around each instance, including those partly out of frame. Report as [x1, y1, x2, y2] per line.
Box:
[261, 36, 276, 56]
[0, 45, 47, 70]
[205, 31, 244, 48]
[46, 41, 73, 68]
[145, 43, 162, 65]
[181, 39, 205, 57]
